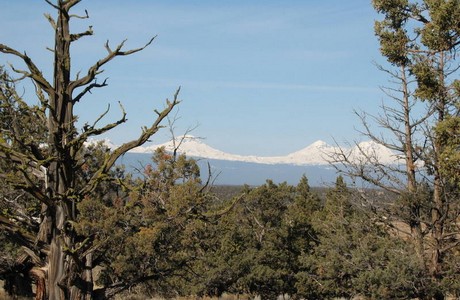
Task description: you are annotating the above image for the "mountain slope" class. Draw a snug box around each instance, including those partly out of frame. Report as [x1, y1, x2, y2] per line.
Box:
[127, 136, 400, 166]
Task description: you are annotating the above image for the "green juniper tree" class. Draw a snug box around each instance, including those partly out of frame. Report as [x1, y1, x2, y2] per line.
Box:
[297, 176, 428, 300]
[0, 66, 46, 298]
[373, 2, 460, 297]
[74, 146, 215, 299]
[190, 177, 321, 299]
[333, 1, 460, 298]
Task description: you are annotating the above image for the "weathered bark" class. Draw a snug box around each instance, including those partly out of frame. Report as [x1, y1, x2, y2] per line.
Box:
[1, 1, 180, 299]
[429, 52, 447, 285]
[399, 64, 426, 263]
[30, 267, 47, 300]
[44, 2, 77, 298]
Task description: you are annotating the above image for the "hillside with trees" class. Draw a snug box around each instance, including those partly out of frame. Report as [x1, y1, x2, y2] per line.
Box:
[1, 1, 459, 300]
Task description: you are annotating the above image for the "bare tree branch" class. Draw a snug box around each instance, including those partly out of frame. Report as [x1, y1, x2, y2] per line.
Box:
[70, 26, 93, 42]
[44, 13, 57, 30]
[72, 78, 108, 103]
[69, 102, 127, 151]
[44, 0, 59, 10]
[69, 36, 156, 95]
[63, 0, 83, 11]
[0, 44, 53, 94]
[166, 111, 201, 160]
[80, 88, 181, 196]
[69, 9, 89, 20]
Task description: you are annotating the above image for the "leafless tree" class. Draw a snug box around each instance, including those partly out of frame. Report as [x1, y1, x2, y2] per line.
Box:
[0, 1, 180, 299]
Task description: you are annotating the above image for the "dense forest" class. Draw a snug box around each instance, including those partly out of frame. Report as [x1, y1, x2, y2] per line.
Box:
[1, 0, 460, 299]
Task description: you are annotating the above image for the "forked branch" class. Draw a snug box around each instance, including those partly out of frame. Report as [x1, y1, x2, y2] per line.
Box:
[69, 102, 127, 150]
[73, 78, 108, 103]
[44, 13, 57, 30]
[0, 44, 52, 94]
[70, 26, 93, 42]
[69, 36, 156, 96]
[80, 88, 181, 196]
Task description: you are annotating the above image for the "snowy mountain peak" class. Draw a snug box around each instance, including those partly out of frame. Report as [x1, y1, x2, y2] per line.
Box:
[310, 140, 329, 148]
[84, 138, 117, 150]
[356, 140, 384, 150]
[125, 138, 398, 166]
[284, 140, 337, 165]
[347, 141, 401, 165]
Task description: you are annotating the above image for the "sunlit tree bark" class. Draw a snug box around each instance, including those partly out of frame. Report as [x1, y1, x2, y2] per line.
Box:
[0, 1, 180, 299]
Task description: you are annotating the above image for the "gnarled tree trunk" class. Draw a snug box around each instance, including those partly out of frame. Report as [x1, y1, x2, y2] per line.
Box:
[1, 1, 180, 299]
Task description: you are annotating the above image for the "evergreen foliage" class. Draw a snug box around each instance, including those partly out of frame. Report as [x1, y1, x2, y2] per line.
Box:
[297, 177, 429, 299]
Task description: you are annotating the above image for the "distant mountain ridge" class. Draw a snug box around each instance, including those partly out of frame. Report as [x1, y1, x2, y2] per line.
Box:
[83, 137, 402, 186]
[123, 136, 399, 166]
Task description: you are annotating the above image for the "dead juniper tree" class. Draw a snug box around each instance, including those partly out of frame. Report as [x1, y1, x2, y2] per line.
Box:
[0, 1, 180, 299]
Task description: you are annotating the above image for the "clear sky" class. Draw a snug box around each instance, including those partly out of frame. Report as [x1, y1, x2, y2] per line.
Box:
[1, 1, 391, 156]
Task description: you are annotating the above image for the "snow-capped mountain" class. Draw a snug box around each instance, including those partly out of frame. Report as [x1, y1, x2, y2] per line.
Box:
[283, 140, 338, 165]
[127, 136, 400, 166]
[348, 141, 401, 165]
[129, 137, 248, 162]
[84, 138, 118, 149]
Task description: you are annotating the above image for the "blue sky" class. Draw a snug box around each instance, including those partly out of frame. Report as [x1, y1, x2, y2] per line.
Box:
[1, 1, 390, 156]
